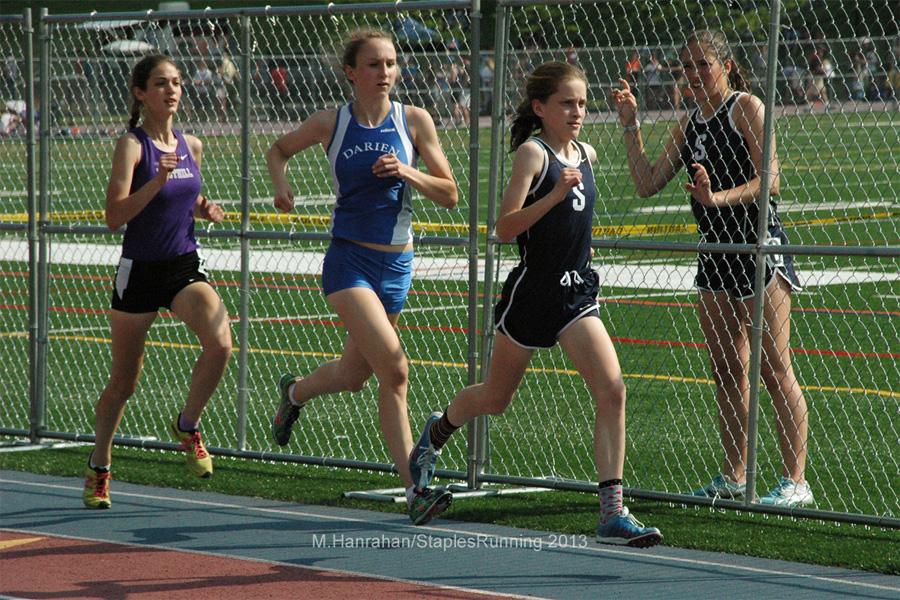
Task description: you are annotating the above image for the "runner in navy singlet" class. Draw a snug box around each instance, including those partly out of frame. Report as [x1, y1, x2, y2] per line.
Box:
[411, 62, 662, 548]
[265, 29, 458, 526]
[612, 30, 813, 507]
[83, 55, 232, 510]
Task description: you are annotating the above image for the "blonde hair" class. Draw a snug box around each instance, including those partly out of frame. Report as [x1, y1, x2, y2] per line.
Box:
[342, 28, 394, 69]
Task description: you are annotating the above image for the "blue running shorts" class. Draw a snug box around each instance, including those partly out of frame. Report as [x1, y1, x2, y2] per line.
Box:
[322, 237, 414, 314]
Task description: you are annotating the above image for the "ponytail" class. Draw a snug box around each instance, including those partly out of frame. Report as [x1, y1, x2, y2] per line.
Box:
[127, 99, 142, 129]
[727, 60, 750, 93]
[509, 100, 541, 152]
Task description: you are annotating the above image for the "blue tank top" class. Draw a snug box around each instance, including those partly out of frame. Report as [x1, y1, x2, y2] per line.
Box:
[516, 137, 596, 274]
[122, 127, 201, 261]
[326, 101, 416, 245]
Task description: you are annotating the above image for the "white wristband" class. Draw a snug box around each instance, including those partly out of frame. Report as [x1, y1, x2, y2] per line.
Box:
[622, 120, 641, 133]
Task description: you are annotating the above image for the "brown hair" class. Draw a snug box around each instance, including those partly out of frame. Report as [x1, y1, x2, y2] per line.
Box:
[684, 30, 749, 93]
[509, 61, 587, 151]
[127, 54, 178, 129]
[342, 28, 394, 69]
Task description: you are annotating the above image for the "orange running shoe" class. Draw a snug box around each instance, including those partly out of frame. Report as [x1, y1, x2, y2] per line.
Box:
[83, 467, 111, 509]
[169, 417, 213, 478]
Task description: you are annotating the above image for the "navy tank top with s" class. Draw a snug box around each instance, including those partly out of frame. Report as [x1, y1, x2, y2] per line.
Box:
[517, 136, 596, 274]
[680, 92, 783, 244]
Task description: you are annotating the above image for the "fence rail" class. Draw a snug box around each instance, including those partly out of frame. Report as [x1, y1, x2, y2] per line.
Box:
[0, 1, 896, 528]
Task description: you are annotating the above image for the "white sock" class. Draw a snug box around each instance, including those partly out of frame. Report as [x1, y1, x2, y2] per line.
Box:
[287, 382, 303, 406]
[405, 485, 417, 506]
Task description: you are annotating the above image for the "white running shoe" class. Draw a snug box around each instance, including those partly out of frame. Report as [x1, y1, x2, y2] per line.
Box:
[759, 477, 814, 507]
[690, 473, 746, 499]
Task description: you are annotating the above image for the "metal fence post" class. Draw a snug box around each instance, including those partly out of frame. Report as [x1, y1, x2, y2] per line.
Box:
[236, 13, 252, 450]
[32, 8, 51, 443]
[744, 0, 783, 506]
[465, 0, 481, 388]
[462, 0, 483, 488]
[24, 8, 39, 441]
[467, 0, 509, 490]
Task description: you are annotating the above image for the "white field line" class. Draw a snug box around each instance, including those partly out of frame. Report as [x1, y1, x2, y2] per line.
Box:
[1, 240, 897, 290]
[214, 195, 333, 207]
[602, 290, 697, 301]
[49, 304, 468, 335]
[630, 199, 898, 215]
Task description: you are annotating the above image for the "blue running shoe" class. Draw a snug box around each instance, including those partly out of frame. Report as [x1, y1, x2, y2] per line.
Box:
[408, 486, 452, 526]
[596, 507, 662, 548]
[409, 411, 442, 491]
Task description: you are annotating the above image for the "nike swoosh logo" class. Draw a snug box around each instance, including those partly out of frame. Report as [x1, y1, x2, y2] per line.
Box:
[178, 154, 188, 161]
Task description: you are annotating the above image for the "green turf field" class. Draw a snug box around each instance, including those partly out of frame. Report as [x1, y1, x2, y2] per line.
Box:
[1, 110, 897, 523]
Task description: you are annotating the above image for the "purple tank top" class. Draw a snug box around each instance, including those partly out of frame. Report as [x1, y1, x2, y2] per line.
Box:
[121, 127, 202, 261]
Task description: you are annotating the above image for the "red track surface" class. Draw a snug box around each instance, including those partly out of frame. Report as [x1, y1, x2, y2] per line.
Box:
[0, 530, 516, 600]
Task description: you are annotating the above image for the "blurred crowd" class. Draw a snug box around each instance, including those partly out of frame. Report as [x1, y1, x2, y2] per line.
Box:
[3, 32, 898, 136]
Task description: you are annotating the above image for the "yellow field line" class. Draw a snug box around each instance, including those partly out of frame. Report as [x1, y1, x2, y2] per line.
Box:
[2, 209, 485, 234]
[4, 331, 894, 398]
[786, 211, 897, 228]
[5, 209, 894, 237]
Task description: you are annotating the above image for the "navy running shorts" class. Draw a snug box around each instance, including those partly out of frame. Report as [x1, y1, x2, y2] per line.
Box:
[494, 264, 600, 349]
[695, 225, 802, 300]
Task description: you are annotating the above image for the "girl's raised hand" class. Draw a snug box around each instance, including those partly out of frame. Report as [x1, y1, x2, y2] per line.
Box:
[610, 78, 638, 126]
[551, 167, 583, 203]
[686, 163, 716, 206]
[155, 153, 178, 182]
[198, 196, 225, 223]
[273, 185, 295, 213]
[372, 153, 408, 180]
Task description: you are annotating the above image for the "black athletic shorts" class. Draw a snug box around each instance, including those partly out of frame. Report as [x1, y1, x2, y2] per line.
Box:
[695, 226, 802, 300]
[494, 264, 600, 349]
[110, 250, 209, 313]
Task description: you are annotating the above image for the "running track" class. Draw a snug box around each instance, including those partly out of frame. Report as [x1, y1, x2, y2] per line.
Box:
[1, 471, 898, 599]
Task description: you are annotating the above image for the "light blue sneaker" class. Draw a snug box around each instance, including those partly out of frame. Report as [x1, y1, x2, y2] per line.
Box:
[759, 477, 814, 507]
[690, 473, 746, 499]
[409, 411, 442, 491]
[596, 507, 662, 548]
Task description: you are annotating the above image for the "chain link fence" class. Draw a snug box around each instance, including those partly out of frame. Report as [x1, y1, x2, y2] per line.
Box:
[0, 1, 896, 527]
[0, 12, 32, 437]
[484, 0, 897, 525]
